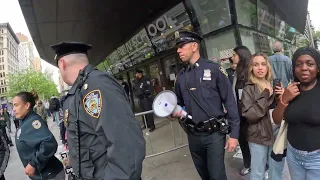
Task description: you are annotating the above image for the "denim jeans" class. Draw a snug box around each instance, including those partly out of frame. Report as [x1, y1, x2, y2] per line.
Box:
[248, 125, 285, 180]
[287, 143, 320, 180]
[269, 125, 285, 180]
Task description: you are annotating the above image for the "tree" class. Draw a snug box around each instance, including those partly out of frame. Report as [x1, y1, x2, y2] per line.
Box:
[7, 69, 59, 100]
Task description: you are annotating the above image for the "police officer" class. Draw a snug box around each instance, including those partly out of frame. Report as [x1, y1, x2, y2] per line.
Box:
[51, 42, 145, 180]
[118, 76, 130, 97]
[172, 30, 240, 180]
[133, 70, 155, 132]
[13, 91, 64, 180]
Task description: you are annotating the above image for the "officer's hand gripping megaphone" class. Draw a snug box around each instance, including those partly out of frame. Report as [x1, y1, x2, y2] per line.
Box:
[152, 90, 192, 119]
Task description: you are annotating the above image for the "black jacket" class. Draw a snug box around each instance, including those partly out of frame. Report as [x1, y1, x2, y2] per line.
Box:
[15, 111, 63, 180]
[0, 130, 9, 177]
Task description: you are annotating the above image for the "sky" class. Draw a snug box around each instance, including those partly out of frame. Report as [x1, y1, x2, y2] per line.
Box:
[0, 0, 319, 87]
[0, 0, 60, 90]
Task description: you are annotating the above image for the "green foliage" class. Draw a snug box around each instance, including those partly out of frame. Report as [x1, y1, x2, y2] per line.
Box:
[7, 69, 59, 99]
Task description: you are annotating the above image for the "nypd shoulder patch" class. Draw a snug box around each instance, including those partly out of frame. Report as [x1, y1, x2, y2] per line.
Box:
[83, 89, 102, 118]
[219, 66, 228, 77]
[32, 120, 41, 129]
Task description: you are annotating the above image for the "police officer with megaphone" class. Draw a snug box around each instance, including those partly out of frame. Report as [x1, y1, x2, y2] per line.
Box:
[171, 30, 240, 180]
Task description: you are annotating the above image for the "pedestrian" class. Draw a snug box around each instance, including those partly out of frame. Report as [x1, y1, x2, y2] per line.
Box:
[269, 41, 293, 88]
[231, 46, 252, 176]
[3, 108, 10, 133]
[241, 53, 284, 180]
[13, 91, 64, 180]
[152, 78, 162, 96]
[0, 123, 10, 180]
[272, 47, 320, 180]
[133, 69, 156, 132]
[51, 41, 145, 180]
[118, 75, 130, 97]
[33, 101, 47, 123]
[11, 109, 19, 129]
[0, 109, 13, 147]
[49, 96, 61, 126]
[172, 30, 240, 180]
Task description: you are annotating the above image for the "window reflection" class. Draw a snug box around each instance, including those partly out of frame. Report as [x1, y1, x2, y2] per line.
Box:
[189, 0, 232, 35]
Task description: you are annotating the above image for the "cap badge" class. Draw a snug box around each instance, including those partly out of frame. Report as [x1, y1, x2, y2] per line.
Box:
[174, 31, 180, 39]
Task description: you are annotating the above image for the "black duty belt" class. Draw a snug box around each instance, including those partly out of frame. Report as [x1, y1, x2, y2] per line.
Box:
[179, 118, 220, 134]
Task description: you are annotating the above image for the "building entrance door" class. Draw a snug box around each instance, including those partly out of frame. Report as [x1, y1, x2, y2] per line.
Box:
[162, 55, 179, 90]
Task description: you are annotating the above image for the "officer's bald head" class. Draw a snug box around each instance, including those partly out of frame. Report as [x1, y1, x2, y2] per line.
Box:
[63, 53, 89, 66]
[58, 53, 89, 86]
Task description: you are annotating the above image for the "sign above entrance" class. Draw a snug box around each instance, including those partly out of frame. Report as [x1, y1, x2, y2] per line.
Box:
[146, 3, 193, 53]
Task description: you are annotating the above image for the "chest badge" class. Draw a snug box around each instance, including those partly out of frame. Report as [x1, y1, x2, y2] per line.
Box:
[140, 83, 143, 89]
[32, 120, 42, 129]
[203, 69, 211, 81]
[83, 84, 88, 90]
[64, 109, 69, 126]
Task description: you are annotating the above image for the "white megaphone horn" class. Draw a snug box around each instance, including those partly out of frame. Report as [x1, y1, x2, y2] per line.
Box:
[152, 90, 192, 119]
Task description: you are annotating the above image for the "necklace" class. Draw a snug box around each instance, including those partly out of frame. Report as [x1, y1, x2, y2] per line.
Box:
[301, 79, 317, 91]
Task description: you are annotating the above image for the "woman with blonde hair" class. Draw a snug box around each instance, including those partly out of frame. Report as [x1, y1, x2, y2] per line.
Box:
[241, 53, 283, 180]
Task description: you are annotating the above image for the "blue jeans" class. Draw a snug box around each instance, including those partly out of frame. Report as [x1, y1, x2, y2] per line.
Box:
[248, 126, 284, 180]
[269, 125, 285, 180]
[287, 143, 320, 180]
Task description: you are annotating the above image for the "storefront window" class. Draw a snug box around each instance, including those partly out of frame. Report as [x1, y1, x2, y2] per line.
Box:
[204, 29, 236, 69]
[257, 0, 275, 37]
[235, 0, 257, 28]
[163, 56, 177, 89]
[189, 0, 232, 35]
[146, 3, 193, 54]
[240, 28, 273, 55]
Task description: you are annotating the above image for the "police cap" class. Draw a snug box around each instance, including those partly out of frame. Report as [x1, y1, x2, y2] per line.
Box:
[175, 30, 203, 46]
[51, 42, 92, 61]
[136, 69, 143, 74]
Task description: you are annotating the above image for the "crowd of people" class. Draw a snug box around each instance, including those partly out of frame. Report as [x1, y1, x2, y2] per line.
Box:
[0, 30, 319, 180]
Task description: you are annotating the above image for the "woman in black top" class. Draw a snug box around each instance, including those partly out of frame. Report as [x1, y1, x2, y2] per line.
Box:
[273, 47, 320, 180]
[232, 46, 252, 175]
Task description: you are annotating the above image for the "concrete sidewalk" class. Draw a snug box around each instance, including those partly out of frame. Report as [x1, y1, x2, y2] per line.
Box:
[5, 116, 291, 180]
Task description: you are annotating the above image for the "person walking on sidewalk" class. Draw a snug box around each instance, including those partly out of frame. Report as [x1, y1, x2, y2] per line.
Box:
[0, 124, 10, 180]
[13, 91, 65, 180]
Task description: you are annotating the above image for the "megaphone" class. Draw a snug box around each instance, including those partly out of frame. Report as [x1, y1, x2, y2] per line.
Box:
[152, 90, 192, 119]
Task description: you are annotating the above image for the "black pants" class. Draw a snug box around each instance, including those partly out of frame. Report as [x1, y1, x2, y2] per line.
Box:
[238, 121, 251, 169]
[138, 98, 155, 128]
[188, 132, 227, 180]
[0, 175, 5, 180]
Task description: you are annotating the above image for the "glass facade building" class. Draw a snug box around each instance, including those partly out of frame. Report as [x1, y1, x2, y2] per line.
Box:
[96, 0, 307, 111]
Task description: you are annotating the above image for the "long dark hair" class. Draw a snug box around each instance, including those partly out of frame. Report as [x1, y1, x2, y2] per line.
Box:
[234, 46, 252, 84]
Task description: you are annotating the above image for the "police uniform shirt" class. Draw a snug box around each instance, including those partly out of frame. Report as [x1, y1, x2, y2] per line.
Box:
[174, 58, 240, 139]
[62, 65, 146, 179]
[15, 111, 63, 180]
[134, 76, 153, 99]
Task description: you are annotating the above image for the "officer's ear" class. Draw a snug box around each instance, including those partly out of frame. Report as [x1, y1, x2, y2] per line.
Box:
[192, 42, 200, 52]
[25, 102, 31, 110]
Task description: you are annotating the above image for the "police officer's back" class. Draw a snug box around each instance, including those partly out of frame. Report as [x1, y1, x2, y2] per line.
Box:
[172, 30, 240, 180]
[51, 42, 145, 180]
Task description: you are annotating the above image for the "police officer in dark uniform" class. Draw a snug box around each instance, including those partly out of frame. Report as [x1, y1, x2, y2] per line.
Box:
[172, 30, 240, 180]
[13, 91, 64, 180]
[51, 42, 145, 180]
[133, 70, 155, 132]
[118, 76, 130, 97]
